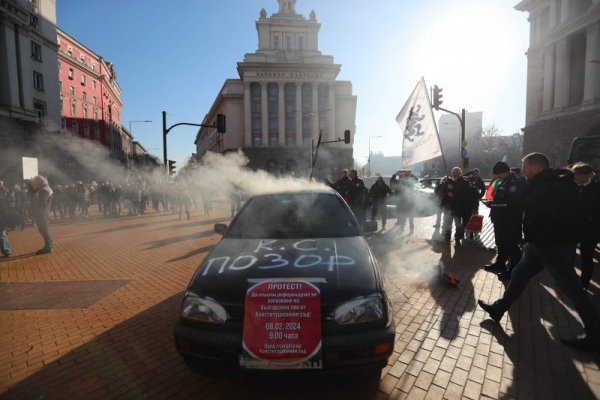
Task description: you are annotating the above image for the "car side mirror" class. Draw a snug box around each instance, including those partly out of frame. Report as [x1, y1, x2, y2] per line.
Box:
[214, 223, 228, 235]
[363, 220, 377, 233]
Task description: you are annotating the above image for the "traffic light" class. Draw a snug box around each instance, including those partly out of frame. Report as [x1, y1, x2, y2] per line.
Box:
[216, 114, 226, 133]
[433, 85, 443, 110]
[344, 130, 351, 144]
[168, 160, 176, 175]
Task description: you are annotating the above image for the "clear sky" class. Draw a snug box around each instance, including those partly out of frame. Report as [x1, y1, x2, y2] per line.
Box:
[57, 0, 530, 171]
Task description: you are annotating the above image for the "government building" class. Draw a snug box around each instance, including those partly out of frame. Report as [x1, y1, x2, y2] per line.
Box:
[516, 0, 600, 166]
[194, 0, 356, 178]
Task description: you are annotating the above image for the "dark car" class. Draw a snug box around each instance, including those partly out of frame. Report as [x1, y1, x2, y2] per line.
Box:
[174, 188, 395, 375]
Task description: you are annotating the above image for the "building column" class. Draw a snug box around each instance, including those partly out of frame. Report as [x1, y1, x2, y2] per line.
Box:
[278, 82, 285, 146]
[243, 82, 252, 147]
[261, 82, 268, 147]
[583, 22, 600, 103]
[560, 0, 569, 24]
[311, 83, 319, 141]
[295, 82, 302, 146]
[542, 46, 555, 112]
[328, 83, 336, 141]
[553, 38, 570, 110]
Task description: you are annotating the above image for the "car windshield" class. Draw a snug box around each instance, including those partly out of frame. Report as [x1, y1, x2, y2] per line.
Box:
[226, 192, 359, 239]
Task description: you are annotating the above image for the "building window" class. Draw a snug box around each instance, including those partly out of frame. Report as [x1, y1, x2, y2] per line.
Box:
[67, 46, 73, 56]
[83, 107, 88, 119]
[81, 74, 86, 85]
[268, 83, 278, 147]
[83, 121, 89, 137]
[80, 53, 85, 63]
[68, 68, 74, 79]
[59, 81, 62, 93]
[569, 31, 587, 106]
[273, 33, 280, 49]
[94, 123, 100, 140]
[284, 83, 296, 146]
[82, 91, 87, 102]
[91, 60, 96, 70]
[298, 34, 305, 50]
[301, 83, 312, 144]
[93, 109, 98, 120]
[318, 83, 329, 136]
[29, 14, 39, 29]
[32, 71, 44, 90]
[31, 41, 42, 61]
[71, 119, 78, 134]
[33, 100, 45, 122]
[250, 82, 262, 147]
[286, 34, 292, 49]
[71, 102, 76, 117]
[92, 80, 97, 89]
[69, 86, 75, 96]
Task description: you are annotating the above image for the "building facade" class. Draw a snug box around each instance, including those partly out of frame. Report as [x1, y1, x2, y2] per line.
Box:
[195, 0, 357, 178]
[57, 28, 128, 161]
[515, 0, 600, 167]
[0, 0, 61, 182]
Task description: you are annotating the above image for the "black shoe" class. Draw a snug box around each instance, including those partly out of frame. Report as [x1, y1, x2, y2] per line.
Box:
[477, 300, 504, 323]
[561, 336, 600, 352]
[36, 247, 52, 255]
[484, 263, 505, 273]
[497, 270, 511, 281]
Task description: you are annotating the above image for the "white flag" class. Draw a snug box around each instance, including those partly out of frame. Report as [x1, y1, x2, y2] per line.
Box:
[396, 78, 442, 167]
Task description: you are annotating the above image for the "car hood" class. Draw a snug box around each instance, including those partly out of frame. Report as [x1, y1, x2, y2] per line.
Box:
[187, 237, 380, 306]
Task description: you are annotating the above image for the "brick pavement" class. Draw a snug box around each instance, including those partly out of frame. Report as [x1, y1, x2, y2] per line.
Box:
[0, 201, 599, 399]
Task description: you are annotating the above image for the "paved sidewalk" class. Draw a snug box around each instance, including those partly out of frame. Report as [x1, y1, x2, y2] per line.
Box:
[0, 203, 599, 399]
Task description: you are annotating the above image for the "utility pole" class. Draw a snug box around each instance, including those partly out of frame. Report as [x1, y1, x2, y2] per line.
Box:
[162, 111, 226, 175]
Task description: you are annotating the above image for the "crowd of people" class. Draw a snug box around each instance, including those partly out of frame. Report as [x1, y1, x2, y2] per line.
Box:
[0, 174, 212, 257]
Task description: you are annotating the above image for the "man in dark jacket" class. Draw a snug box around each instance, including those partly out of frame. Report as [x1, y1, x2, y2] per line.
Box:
[346, 170, 368, 225]
[483, 161, 527, 280]
[369, 176, 392, 230]
[571, 162, 600, 290]
[440, 167, 476, 244]
[479, 153, 600, 352]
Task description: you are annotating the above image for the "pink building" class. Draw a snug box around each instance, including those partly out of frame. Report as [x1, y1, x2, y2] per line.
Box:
[57, 29, 130, 159]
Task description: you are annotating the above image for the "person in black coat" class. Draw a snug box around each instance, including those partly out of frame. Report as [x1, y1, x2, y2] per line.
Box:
[439, 167, 476, 244]
[369, 176, 392, 230]
[479, 153, 600, 352]
[483, 161, 527, 281]
[346, 170, 368, 225]
[571, 162, 600, 290]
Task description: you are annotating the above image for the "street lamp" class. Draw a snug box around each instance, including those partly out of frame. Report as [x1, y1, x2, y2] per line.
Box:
[368, 135, 383, 177]
[129, 120, 152, 136]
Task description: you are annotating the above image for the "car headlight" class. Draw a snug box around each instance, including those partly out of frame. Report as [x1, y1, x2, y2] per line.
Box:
[181, 292, 228, 324]
[333, 295, 385, 325]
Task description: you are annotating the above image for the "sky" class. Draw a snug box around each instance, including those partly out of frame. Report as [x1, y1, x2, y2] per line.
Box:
[56, 0, 530, 171]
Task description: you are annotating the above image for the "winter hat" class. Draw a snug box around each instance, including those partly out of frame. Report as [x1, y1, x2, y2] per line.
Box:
[492, 161, 510, 174]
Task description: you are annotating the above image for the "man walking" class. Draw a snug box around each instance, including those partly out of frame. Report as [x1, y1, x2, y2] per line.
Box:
[369, 176, 392, 230]
[478, 153, 600, 352]
[30, 176, 54, 254]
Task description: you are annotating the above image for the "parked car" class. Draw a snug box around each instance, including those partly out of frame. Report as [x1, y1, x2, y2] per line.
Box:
[174, 188, 395, 376]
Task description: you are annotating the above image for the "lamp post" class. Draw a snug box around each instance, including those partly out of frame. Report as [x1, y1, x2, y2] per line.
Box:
[129, 120, 152, 136]
[368, 135, 382, 177]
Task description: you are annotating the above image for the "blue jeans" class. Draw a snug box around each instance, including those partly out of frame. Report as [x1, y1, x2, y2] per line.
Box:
[1, 229, 10, 255]
[495, 243, 600, 338]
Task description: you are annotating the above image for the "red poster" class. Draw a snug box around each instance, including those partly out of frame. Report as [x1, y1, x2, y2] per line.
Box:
[241, 280, 322, 369]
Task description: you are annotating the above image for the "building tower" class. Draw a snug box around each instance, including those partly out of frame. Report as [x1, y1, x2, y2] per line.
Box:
[195, 0, 357, 178]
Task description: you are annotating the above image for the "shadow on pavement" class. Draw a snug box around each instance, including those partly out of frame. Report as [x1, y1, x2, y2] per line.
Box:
[158, 217, 229, 231]
[480, 268, 600, 399]
[167, 244, 217, 263]
[2, 293, 383, 400]
[143, 230, 216, 250]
